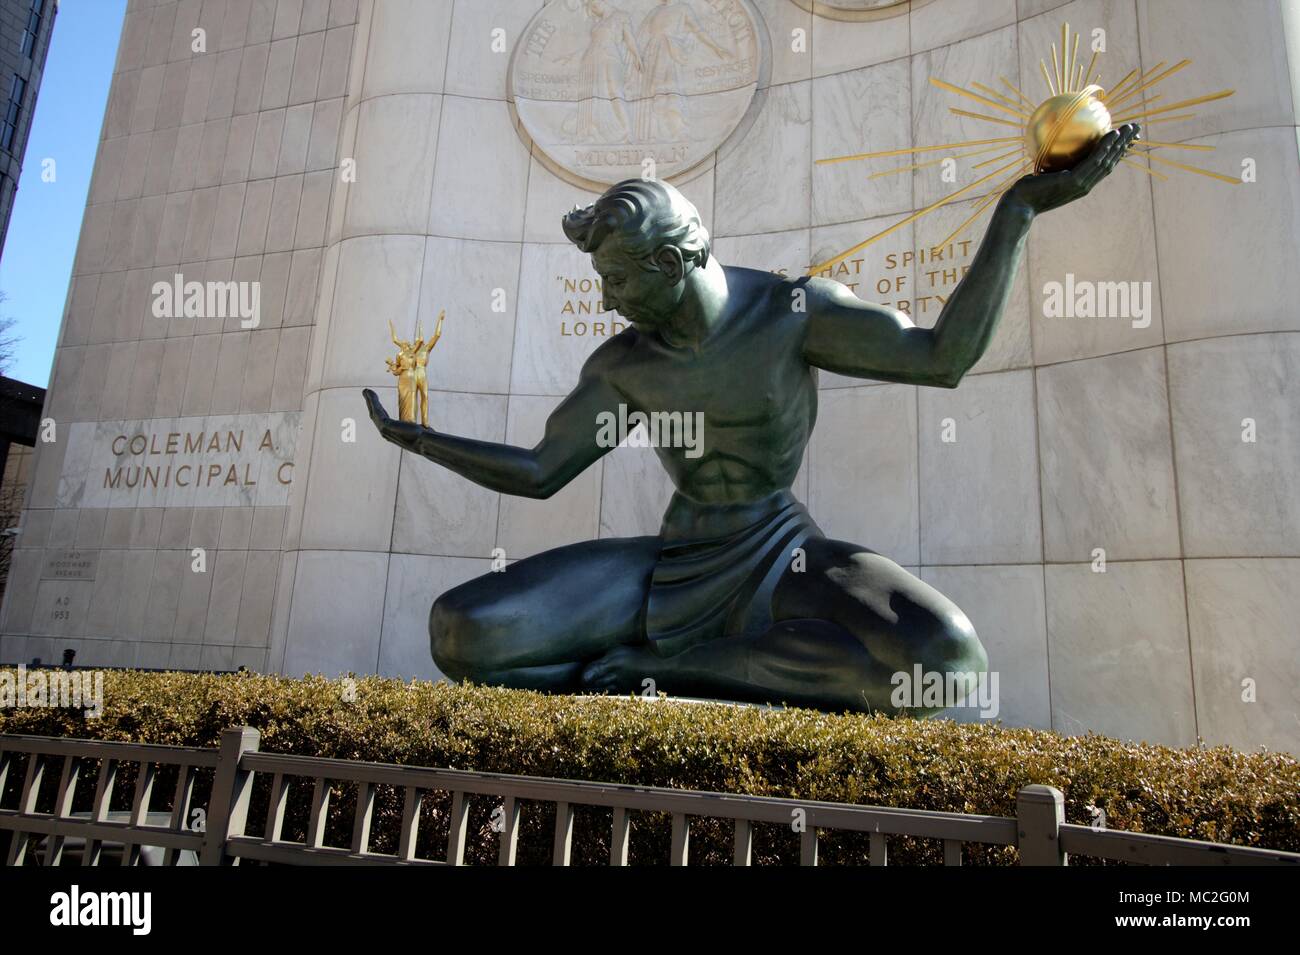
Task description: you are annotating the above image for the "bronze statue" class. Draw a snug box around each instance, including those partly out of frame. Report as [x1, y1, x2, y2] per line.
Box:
[364, 124, 1139, 713]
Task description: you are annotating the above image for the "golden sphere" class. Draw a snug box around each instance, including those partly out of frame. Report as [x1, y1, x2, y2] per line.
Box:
[1025, 85, 1112, 173]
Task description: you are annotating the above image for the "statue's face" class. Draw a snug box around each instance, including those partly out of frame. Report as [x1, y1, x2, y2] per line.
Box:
[591, 237, 686, 329]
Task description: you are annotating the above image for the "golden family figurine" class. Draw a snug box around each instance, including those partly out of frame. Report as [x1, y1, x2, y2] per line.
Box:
[385, 311, 444, 427]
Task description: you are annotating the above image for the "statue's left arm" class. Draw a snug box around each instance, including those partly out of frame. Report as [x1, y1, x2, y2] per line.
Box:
[802, 124, 1138, 388]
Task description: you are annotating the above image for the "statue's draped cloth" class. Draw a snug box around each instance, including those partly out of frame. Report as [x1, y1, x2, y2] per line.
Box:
[644, 489, 822, 656]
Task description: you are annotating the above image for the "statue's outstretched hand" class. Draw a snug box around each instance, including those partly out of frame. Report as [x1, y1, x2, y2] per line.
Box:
[1007, 123, 1140, 216]
[363, 388, 424, 448]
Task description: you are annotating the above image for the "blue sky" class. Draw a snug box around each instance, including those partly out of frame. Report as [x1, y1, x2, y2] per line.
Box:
[0, 0, 126, 386]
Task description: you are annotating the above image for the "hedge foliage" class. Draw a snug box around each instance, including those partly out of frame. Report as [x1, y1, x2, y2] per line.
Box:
[1, 669, 1297, 865]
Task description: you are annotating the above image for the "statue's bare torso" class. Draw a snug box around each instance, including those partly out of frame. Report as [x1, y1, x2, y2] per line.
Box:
[602, 266, 815, 505]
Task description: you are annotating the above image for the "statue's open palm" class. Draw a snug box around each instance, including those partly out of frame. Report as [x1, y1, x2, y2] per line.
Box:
[364, 388, 425, 448]
[1008, 123, 1141, 216]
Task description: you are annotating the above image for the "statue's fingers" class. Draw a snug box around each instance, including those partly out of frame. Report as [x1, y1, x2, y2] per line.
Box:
[1076, 148, 1111, 189]
[1115, 124, 1139, 157]
[1111, 127, 1139, 163]
[1075, 129, 1120, 181]
[1083, 158, 1117, 191]
[1091, 128, 1131, 179]
[1099, 145, 1123, 174]
[1115, 124, 1140, 157]
[1101, 130, 1127, 163]
[1093, 127, 1122, 159]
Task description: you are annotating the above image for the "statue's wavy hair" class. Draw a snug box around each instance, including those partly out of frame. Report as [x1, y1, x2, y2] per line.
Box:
[562, 178, 710, 272]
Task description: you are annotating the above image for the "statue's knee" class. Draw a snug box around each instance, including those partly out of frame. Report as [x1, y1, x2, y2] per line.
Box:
[429, 592, 482, 680]
[928, 609, 986, 676]
[897, 597, 985, 677]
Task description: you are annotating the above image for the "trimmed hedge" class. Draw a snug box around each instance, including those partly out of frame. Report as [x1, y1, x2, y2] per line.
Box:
[1, 669, 1297, 865]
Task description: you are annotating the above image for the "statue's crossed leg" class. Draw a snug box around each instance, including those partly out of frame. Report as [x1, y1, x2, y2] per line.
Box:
[430, 536, 985, 714]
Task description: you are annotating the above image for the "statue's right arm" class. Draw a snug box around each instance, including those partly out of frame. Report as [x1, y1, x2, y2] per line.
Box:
[362, 341, 627, 500]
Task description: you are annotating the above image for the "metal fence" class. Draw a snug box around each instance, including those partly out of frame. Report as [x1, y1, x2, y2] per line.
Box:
[1, 727, 1296, 866]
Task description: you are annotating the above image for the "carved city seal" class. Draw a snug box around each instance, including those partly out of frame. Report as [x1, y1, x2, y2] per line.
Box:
[789, 0, 913, 21]
[509, 0, 764, 188]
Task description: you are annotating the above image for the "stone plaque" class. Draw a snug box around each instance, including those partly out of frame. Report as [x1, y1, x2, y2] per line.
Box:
[41, 549, 99, 581]
[55, 412, 301, 509]
[510, 0, 764, 188]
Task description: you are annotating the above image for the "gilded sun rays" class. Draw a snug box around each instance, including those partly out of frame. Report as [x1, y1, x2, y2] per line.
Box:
[810, 23, 1237, 276]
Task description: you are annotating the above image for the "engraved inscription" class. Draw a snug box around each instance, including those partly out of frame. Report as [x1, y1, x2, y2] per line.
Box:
[56, 412, 301, 509]
[41, 549, 99, 582]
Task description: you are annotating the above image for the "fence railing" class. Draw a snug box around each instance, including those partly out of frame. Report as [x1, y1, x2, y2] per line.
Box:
[0, 733, 216, 866]
[1, 727, 1296, 866]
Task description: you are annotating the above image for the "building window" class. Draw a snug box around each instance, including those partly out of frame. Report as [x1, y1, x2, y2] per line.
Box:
[1, 74, 26, 153]
[19, 0, 43, 58]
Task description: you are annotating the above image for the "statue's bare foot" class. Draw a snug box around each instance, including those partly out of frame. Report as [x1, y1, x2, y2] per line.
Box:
[581, 644, 671, 694]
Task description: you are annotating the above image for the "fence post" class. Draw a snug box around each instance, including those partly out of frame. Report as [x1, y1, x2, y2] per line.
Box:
[1017, 784, 1067, 866]
[201, 726, 261, 866]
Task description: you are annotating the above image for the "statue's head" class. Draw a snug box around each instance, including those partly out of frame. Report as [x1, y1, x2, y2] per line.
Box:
[562, 178, 710, 329]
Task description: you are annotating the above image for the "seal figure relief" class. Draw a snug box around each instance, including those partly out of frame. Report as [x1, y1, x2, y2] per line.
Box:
[510, 0, 763, 187]
[790, 0, 912, 17]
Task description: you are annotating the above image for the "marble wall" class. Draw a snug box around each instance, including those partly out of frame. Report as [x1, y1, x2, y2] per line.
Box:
[0, 0, 357, 671]
[5, 0, 1298, 755]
